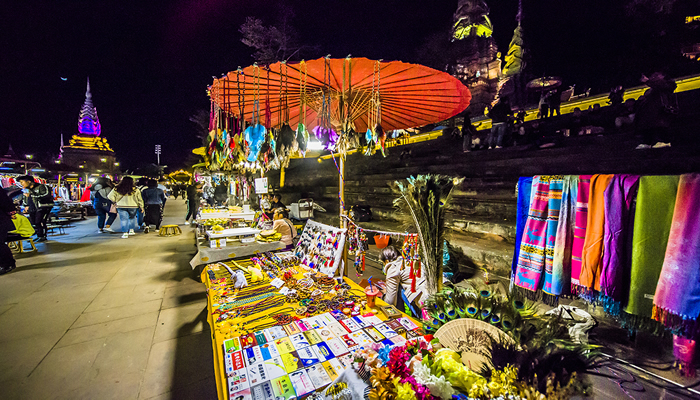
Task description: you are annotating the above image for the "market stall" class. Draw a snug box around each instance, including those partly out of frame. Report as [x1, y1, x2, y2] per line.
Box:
[201, 255, 423, 400]
[190, 206, 284, 269]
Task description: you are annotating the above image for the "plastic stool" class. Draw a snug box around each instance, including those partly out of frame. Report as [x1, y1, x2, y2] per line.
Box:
[159, 225, 182, 237]
[9, 238, 37, 253]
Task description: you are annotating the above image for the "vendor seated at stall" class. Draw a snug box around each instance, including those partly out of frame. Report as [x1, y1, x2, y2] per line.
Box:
[7, 212, 35, 242]
[272, 208, 297, 250]
[270, 194, 285, 210]
[380, 245, 427, 312]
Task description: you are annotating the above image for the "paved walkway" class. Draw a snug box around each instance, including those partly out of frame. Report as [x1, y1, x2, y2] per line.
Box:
[0, 199, 216, 400]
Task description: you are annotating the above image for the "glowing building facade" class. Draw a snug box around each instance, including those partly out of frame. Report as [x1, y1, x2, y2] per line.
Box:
[60, 79, 119, 174]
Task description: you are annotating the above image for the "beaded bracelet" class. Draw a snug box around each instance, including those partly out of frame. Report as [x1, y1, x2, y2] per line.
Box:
[306, 305, 317, 314]
[295, 306, 308, 315]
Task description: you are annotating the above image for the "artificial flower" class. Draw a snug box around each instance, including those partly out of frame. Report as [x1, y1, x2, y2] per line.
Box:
[394, 378, 417, 400]
[387, 346, 411, 378]
[412, 361, 455, 400]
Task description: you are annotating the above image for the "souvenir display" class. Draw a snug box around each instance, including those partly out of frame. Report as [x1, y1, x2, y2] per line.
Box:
[294, 220, 346, 276]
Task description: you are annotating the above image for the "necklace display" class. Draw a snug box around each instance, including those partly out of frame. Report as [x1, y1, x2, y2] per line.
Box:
[347, 221, 368, 277]
[294, 220, 347, 275]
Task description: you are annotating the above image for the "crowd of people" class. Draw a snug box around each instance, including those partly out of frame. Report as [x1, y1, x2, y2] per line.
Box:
[456, 72, 680, 152]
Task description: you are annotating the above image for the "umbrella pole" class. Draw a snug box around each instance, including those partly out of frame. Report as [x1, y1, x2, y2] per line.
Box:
[339, 154, 348, 278]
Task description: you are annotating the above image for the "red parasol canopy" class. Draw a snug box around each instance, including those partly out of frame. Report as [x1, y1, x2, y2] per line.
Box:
[209, 57, 471, 132]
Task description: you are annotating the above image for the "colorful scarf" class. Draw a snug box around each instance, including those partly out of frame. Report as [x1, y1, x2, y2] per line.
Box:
[571, 175, 592, 294]
[653, 173, 700, 339]
[580, 174, 614, 291]
[624, 175, 679, 320]
[511, 177, 533, 280]
[548, 175, 578, 297]
[515, 176, 562, 294]
[599, 174, 640, 304]
[541, 176, 564, 302]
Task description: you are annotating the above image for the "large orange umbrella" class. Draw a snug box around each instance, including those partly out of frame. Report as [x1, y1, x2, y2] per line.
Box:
[209, 57, 471, 132]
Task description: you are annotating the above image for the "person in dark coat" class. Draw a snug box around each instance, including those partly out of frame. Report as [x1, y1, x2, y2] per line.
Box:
[0, 189, 17, 274]
[486, 97, 511, 149]
[17, 175, 54, 242]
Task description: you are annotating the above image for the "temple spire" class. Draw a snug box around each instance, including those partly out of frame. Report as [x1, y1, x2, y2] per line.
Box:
[78, 77, 101, 136]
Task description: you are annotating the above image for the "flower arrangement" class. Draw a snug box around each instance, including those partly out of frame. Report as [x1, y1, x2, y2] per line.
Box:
[354, 338, 588, 400]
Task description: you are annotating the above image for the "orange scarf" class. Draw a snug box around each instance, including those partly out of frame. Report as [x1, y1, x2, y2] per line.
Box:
[580, 174, 614, 290]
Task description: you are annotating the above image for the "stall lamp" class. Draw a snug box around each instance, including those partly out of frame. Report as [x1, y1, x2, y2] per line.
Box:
[25, 154, 33, 160]
[55, 160, 61, 164]
[89, 177, 96, 183]
[30, 168, 45, 172]
[307, 141, 324, 151]
[317, 158, 323, 163]
[79, 165, 85, 169]
[114, 162, 120, 166]
[100, 158, 107, 162]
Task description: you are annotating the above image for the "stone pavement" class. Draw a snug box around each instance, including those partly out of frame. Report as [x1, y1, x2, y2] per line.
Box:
[0, 199, 216, 400]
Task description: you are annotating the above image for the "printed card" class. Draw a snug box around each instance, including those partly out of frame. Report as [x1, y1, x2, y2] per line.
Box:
[303, 329, 323, 345]
[385, 319, 405, 332]
[223, 337, 242, 354]
[229, 388, 252, 400]
[352, 315, 371, 329]
[339, 318, 361, 333]
[271, 375, 296, 400]
[305, 363, 333, 389]
[239, 333, 258, 349]
[259, 342, 281, 360]
[262, 357, 287, 380]
[280, 351, 304, 373]
[316, 327, 336, 342]
[325, 358, 345, 378]
[288, 368, 315, 397]
[273, 337, 295, 355]
[399, 317, 419, 331]
[289, 333, 310, 350]
[339, 334, 361, 351]
[326, 322, 348, 337]
[283, 322, 301, 336]
[264, 326, 287, 341]
[361, 313, 384, 325]
[319, 312, 338, 325]
[247, 362, 270, 386]
[350, 330, 374, 346]
[375, 323, 398, 338]
[294, 319, 311, 332]
[244, 346, 264, 366]
[227, 368, 250, 395]
[312, 342, 335, 362]
[297, 345, 321, 367]
[224, 351, 246, 377]
[325, 337, 349, 356]
[390, 335, 407, 346]
[253, 330, 268, 345]
[250, 381, 276, 400]
[363, 326, 385, 342]
[303, 316, 323, 329]
[330, 310, 346, 321]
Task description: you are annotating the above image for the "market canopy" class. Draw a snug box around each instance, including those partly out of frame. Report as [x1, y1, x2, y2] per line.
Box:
[208, 57, 471, 132]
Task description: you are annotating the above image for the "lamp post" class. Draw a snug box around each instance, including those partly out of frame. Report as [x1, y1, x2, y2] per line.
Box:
[155, 144, 161, 165]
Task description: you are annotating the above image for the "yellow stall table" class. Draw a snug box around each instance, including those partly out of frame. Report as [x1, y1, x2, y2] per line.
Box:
[201, 258, 423, 400]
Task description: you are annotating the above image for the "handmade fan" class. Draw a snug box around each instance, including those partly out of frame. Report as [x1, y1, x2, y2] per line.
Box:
[434, 318, 515, 371]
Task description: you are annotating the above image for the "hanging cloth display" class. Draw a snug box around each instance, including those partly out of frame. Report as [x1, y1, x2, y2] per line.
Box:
[571, 175, 592, 297]
[580, 174, 614, 291]
[540, 175, 564, 304]
[653, 173, 700, 339]
[548, 175, 579, 297]
[511, 176, 533, 281]
[513, 175, 551, 295]
[624, 175, 679, 323]
[599, 174, 640, 306]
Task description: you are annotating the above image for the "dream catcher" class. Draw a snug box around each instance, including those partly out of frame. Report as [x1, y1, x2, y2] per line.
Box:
[275, 62, 298, 168]
[364, 61, 386, 157]
[243, 65, 265, 163]
[295, 61, 310, 156]
[314, 57, 339, 150]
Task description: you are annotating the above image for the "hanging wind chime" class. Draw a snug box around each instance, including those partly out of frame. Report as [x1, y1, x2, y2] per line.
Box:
[402, 234, 422, 293]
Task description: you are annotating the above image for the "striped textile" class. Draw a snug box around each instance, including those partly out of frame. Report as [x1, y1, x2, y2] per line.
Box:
[511, 177, 534, 281]
[548, 175, 579, 296]
[542, 176, 564, 294]
[571, 175, 592, 292]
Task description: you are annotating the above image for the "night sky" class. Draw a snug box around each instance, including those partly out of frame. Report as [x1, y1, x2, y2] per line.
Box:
[1, 0, 696, 170]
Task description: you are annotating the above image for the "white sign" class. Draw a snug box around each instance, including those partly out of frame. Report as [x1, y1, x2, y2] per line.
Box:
[254, 177, 268, 194]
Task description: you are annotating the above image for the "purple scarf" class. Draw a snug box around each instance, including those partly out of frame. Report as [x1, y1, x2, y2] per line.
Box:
[599, 175, 640, 302]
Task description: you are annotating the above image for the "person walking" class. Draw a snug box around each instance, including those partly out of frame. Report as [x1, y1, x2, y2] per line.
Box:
[184, 182, 202, 225]
[108, 177, 144, 239]
[89, 177, 117, 233]
[0, 189, 18, 275]
[141, 179, 166, 233]
[17, 175, 55, 242]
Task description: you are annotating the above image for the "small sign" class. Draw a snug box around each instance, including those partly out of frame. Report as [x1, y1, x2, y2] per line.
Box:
[254, 177, 268, 194]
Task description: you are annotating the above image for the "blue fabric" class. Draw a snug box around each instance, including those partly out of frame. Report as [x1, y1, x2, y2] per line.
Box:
[511, 177, 533, 280]
[94, 201, 116, 229]
[141, 188, 166, 205]
[244, 124, 265, 162]
[117, 208, 138, 233]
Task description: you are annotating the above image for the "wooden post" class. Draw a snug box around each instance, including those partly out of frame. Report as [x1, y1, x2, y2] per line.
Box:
[339, 154, 348, 277]
[280, 166, 285, 188]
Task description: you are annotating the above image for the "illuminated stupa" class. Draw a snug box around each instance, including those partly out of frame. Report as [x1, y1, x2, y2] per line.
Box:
[61, 78, 118, 173]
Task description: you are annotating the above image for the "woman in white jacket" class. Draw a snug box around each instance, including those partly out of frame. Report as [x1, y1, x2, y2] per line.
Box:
[108, 177, 144, 238]
[380, 245, 427, 312]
